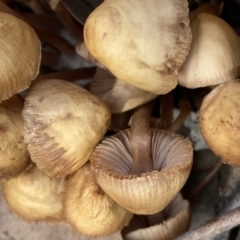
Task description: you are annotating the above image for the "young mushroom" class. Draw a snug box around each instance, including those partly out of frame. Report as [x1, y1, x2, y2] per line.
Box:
[0, 12, 41, 102]
[84, 0, 192, 94]
[199, 80, 240, 167]
[121, 193, 191, 240]
[62, 162, 133, 237]
[22, 79, 111, 177]
[178, 13, 240, 88]
[2, 164, 65, 223]
[0, 95, 31, 180]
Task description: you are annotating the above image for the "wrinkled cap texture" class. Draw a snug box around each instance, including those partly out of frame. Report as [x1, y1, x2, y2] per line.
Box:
[62, 162, 133, 237]
[90, 129, 193, 214]
[179, 13, 240, 88]
[84, 0, 192, 94]
[0, 12, 41, 102]
[121, 193, 191, 240]
[22, 79, 111, 177]
[200, 80, 240, 167]
[0, 95, 30, 180]
[90, 68, 157, 113]
[2, 165, 65, 223]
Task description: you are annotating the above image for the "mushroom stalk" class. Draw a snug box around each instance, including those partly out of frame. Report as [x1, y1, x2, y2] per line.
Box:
[176, 206, 240, 240]
[168, 99, 190, 133]
[160, 91, 173, 129]
[31, 67, 96, 87]
[130, 101, 154, 176]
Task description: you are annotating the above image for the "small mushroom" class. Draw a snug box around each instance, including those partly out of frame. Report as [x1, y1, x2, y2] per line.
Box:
[0, 95, 31, 180]
[84, 0, 192, 94]
[199, 80, 240, 167]
[2, 164, 65, 223]
[0, 12, 41, 102]
[178, 13, 240, 88]
[121, 193, 191, 240]
[62, 162, 133, 237]
[90, 68, 157, 113]
[22, 79, 111, 177]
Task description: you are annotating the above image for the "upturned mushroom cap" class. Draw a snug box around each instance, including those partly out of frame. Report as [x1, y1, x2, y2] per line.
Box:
[62, 162, 133, 237]
[0, 12, 41, 102]
[0, 95, 31, 180]
[199, 80, 240, 167]
[178, 13, 240, 88]
[90, 129, 193, 214]
[121, 193, 191, 240]
[90, 68, 157, 113]
[2, 164, 65, 223]
[22, 79, 111, 177]
[84, 0, 192, 94]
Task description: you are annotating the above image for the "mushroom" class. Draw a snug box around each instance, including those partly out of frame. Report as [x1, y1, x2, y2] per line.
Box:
[62, 162, 133, 237]
[199, 80, 240, 167]
[2, 164, 65, 223]
[90, 101, 193, 214]
[22, 79, 111, 177]
[0, 12, 41, 102]
[90, 68, 157, 113]
[178, 13, 240, 88]
[121, 193, 191, 240]
[84, 0, 192, 94]
[0, 95, 31, 180]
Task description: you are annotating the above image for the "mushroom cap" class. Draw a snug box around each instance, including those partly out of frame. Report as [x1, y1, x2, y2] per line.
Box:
[199, 80, 240, 166]
[22, 79, 111, 177]
[84, 0, 192, 94]
[90, 68, 157, 113]
[178, 13, 240, 88]
[0, 95, 31, 180]
[62, 162, 133, 237]
[90, 129, 193, 214]
[0, 12, 41, 102]
[2, 164, 65, 223]
[121, 193, 191, 240]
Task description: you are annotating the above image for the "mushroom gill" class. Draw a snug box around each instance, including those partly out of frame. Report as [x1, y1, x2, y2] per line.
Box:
[90, 129, 193, 214]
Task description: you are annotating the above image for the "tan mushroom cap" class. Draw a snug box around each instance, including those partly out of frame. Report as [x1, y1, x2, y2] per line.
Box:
[178, 13, 240, 88]
[199, 80, 240, 167]
[121, 193, 191, 240]
[84, 0, 192, 94]
[62, 162, 133, 237]
[0, 12, 41, 102]
[22, 79, 111, 177]
[90, 129, 193, 214]
[90, 68, 157, 113]
[0, 95, 31, 180]
[2, 164, 65, 223]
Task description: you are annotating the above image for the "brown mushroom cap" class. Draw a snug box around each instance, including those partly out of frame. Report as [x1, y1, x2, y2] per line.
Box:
[2, 164, 65, 223]
[84, 0, 192, 94]
[0, 12, 41, 102]
[0, 95, 31, 180]
[22, 79, 111, 177]
[178, 13, 240, 88]
[62, 162, 133, 237]
[121, 193, 191, 240]
[90, 129, 193, 214]
[199, 80, 240, 166]
[90, 68, 157, 113]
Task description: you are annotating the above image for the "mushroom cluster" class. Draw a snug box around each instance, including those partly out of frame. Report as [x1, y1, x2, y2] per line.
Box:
[1, 0, 239, 239]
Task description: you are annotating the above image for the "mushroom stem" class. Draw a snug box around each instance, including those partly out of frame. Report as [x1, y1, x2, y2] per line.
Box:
[168, 99, 190, 133]
[41, 51, 63, 70]
[160, 91, 173, 129]
[31, 67, 96, 87]
[130, 101, 154, 176]
[46, 0, 84, 41]
[176, 206, 240, 240]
